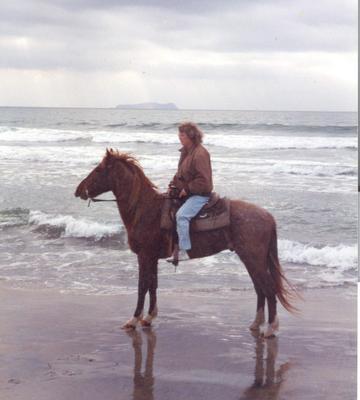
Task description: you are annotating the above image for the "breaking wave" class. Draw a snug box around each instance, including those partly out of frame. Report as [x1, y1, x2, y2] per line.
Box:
[0, 126, 92, 142]
[213, 158, 357, 178]
[196, 122, 357, 134]
[28, 210, 124, 241]
[92, 131, 357, 150]
[102, 121, 357, 134]
[279, 239, 357, 270]
[0, 125, 356, 151]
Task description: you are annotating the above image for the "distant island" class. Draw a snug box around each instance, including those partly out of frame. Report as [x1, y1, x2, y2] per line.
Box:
[116, 102, 178, 110]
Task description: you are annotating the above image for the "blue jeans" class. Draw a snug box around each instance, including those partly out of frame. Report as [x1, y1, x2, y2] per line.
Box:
[176, 195, 210, 250]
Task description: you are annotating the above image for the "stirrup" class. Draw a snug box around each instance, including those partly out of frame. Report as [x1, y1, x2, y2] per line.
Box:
[177, 250, 190, 261]
[166, 256, 179, 266]
[166, 244, 179, 266]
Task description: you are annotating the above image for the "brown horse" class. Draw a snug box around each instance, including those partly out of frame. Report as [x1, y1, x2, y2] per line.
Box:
[75, 149, 297, 337]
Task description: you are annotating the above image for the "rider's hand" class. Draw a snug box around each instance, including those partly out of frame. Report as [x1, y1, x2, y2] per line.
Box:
[179, 189, 187, 198]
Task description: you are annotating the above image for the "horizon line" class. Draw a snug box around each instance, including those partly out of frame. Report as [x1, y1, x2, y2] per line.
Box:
[0, 105, 357, 113]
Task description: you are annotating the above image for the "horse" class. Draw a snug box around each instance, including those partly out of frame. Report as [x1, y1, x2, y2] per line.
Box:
[75, 149, 297, 337]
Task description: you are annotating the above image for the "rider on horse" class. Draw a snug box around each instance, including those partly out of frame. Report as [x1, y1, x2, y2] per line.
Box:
[167, 122, 213, 263]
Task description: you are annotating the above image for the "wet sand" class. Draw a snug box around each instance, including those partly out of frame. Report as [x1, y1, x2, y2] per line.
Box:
[0, 284, 356, 400]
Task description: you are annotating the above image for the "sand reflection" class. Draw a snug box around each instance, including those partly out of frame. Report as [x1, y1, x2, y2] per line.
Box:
[127, 329, 157, 400]
[126, 328, 291, 400]
[240, 333, 291, 400]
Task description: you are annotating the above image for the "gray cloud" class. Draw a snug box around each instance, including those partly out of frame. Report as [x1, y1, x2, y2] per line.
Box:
[0, 0, 356, 109]
[36, 0, 247, 14]
[1, 1, 356, 51]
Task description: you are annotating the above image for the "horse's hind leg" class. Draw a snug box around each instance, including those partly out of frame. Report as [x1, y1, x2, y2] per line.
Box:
[237, 251, 278, 336]
[237, 253, 266, 330]
[249, 286, 266, 330]
[263, 295, 279, 338]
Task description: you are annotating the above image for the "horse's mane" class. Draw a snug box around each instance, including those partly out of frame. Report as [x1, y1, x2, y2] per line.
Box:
[107, 150, 158, 190]
[106, 150, 160, 220]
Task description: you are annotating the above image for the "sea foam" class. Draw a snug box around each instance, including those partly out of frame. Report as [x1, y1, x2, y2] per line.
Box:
[212, 157, 357, 178]
[29, 210, 123, 240]
[0, 126, 356, 150]
[0, 126, 91, 142]
[93, 131, 357, 150]
[279, 239, 357, 270]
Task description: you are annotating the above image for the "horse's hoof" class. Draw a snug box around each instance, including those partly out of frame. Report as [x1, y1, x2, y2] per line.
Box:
[121, 318, 138, 330]
[249, 324, 260, 331]
[121, 315, 143, 331]
[140, 308, 157, 328]
[140, 319, 152, 328]
[263, 316, 279, 338]
[121, 323, 136, 330]
[263, 326, 278, 338]
[249, 322, 263, 331]
[263, 331, 276, 338]
[249, 309, 265, 331]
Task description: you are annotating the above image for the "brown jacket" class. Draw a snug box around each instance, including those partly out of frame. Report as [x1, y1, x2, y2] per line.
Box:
[170, 144, 213, 195]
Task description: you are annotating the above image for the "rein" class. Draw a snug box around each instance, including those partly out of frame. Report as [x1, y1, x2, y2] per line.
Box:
[88, 193, 179, 207]
[87, 198, 117, 207]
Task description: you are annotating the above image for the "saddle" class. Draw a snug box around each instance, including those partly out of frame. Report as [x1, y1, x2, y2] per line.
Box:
[160, 192, 231, 232]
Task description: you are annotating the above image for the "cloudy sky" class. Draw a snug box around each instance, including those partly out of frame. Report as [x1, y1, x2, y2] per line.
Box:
[0, 0, 357, 110]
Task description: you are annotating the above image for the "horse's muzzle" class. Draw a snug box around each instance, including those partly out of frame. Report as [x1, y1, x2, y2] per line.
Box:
[74, 184, 89, 200]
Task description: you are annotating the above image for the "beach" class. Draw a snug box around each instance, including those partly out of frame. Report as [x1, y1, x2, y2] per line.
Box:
[0, 284, 356, 400]
[0, 107, 357, 399]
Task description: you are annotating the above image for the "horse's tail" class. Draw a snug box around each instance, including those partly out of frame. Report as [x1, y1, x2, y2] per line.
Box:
[268, 225, 300, 314]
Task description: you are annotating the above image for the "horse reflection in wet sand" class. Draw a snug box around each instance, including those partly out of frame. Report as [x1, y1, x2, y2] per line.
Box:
[127, 330, 156, 400]
[240, 333, 291, 400]
[75, 149, 298, 337]
[126, 329, 290, 400]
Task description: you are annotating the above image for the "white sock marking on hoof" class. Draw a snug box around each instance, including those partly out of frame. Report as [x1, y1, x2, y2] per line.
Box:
[121, 314, 143, 330]
[141, 307, 158, 327]
[249, 308, 265, 330]
[263, 316, 279, 338]
[151, 306, 158, 319]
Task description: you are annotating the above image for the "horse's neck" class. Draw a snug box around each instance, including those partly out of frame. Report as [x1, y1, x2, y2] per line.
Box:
[112, 174, 162, 232]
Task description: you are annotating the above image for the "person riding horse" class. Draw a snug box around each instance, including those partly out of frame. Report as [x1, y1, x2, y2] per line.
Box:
[167, 122, 213, 263]
[75, 145, 297, 335]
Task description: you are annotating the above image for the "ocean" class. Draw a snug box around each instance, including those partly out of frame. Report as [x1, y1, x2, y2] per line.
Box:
[0, 107, 357, 295]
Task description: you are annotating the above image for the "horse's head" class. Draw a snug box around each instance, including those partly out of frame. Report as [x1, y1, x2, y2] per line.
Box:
[75, 149, 116, 200]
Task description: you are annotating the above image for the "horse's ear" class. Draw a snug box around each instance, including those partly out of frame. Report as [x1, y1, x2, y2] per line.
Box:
[104, 148, 116, 169]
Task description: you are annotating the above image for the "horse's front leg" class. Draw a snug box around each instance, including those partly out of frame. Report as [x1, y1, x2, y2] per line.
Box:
[140, 261, 158, 327]
[122, 253, 149, 330]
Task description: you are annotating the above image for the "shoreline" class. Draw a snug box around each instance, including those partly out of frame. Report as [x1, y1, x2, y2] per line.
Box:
[0, 284, 356, 400]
